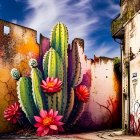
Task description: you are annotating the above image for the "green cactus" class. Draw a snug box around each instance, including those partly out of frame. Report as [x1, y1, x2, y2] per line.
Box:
[10, 23, 86, 130]
[50, 22, 68, 115]
[29, 59, 45, 111]
[17, 77, 38, 125]
[63, 88, 74, 122]
[43, 48, 63, 113]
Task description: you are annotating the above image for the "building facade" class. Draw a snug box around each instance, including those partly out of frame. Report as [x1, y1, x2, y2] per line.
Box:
[111, 0, 140, 135]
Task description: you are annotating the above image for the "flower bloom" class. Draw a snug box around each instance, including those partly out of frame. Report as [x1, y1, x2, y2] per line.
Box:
[75, 85, 90, 103]
[34, 109, 64, 136]
[41, 77, 62, 93]
[4, 102, 22, 124]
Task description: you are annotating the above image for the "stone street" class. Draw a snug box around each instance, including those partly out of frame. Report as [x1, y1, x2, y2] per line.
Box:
[1, 130, 140, 140]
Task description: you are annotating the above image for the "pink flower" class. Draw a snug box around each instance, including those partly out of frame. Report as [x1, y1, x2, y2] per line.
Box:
[75, 85, 90, 103]
[34, 109, 64, 136]
[4, 102, 22, 124]
[41, 77, 62, 93]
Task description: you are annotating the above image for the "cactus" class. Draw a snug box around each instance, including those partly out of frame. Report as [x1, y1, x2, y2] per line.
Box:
[43, 48, 63, 112]
[63, 88, 74, 122]
[10, 23, 87, 131]
[50, 22, 68, 115]
[29, 59, 45, 111]
[17, 77, 38, 125]
[70, 40, 82, 87]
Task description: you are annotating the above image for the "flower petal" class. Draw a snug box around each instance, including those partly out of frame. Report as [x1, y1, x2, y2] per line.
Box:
[42, 80, 47, 86]
[55, 115, 63, 121]
[34, 123, 43, 128]
[49, 125, 58, 130]
[37, 126, 44, 132]
[54, 111, 58, 117]
[49, 109, 53, 116]
[40, 110, 47, 118]
[34, 116, 42, 123]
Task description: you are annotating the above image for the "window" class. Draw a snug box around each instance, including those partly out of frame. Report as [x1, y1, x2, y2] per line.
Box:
[4, 26, 10, 35]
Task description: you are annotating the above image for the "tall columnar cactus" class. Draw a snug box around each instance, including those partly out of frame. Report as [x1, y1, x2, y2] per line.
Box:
[29, 59, 45, 111]
[50, 22, 68, 115]
[43, 48, 63, 113]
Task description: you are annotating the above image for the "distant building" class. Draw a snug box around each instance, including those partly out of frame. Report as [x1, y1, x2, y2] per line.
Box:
[111, 0, 140, 135]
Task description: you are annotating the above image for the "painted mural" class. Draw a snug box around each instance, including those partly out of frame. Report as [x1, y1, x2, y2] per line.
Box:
[0, 20, 39, 132]
[0, 20, 122, 136]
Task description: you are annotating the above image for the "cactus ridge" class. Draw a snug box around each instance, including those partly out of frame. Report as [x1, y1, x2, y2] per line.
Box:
[31, 68, 45, 111]
[63, 88, 75, 122]
[17, 77, 38, 125]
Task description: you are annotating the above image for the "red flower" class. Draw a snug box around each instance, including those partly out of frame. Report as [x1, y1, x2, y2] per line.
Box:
[34, 109, 64, 136]
[4, 102, 22, 124]
[41, 77, 62, 93]
[75, 85, 90, 103]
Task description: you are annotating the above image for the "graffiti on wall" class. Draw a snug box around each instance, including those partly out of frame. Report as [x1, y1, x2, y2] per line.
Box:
[130, 55, 140, 135]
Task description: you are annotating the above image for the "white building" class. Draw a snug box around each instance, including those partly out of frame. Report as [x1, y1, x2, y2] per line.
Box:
[111, 0, 140, 135]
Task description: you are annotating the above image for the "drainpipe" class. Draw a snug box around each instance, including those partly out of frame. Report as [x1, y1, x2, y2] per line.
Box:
[114, 37, 127, 132]
[127, 52, 130, 134]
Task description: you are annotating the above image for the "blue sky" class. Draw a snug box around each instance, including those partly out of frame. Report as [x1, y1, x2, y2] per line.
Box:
[0, 0, 120, 58]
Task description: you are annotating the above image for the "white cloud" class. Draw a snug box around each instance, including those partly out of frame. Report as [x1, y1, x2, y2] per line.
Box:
[21, 0, 120, 58]
[93, 43, 120, 58]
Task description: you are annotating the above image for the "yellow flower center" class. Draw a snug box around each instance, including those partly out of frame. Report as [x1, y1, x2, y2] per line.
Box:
[43, 117, 54, 126]
[47, 82, 55, 88]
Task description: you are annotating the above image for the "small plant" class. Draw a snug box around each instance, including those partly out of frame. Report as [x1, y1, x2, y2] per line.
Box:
[4, 102, 22, 124]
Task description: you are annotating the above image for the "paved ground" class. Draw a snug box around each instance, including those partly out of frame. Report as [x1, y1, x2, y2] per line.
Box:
[1, 130, 140, 140]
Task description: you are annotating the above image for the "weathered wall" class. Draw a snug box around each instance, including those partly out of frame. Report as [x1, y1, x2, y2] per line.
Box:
[130, 55, 140, 135]
[71, 39, 122, 132]
[125, 13, 140, 135]
[0, 20, 39, 132]
[0, 21, 122, 133]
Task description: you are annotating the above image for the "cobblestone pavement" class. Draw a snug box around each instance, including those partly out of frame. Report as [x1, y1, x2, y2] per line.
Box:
[1, 130, 140, 140]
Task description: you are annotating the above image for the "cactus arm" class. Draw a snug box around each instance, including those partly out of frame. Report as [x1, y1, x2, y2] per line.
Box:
[70, 42, 82, 87]
[72, 102, 85, 125]
[31, 68, 45, 111]
[63, 88, 74, 122]
[17, 77, 38, 125]
[29, 59, 45, 111]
